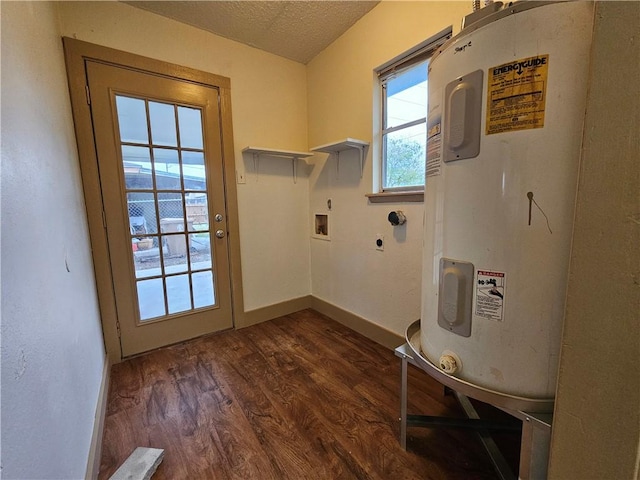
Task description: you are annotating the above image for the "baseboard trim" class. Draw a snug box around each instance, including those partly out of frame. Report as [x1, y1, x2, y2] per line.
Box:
[237, 295, 404, 351]
[85, 355, 110, 480]
[309, 297, 404, 350]
[238, 295, 313, 329]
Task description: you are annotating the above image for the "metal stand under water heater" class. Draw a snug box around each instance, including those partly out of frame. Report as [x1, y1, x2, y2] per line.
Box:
[397, 2, 595, 479]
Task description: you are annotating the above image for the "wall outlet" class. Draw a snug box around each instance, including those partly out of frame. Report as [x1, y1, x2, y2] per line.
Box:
[236, 170, 246, 184]
[376, 234, 384, 251]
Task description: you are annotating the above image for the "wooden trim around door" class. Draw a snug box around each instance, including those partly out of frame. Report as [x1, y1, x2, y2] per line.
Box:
[63, 37, 244, 363]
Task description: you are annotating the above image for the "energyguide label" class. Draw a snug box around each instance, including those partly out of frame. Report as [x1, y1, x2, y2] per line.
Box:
[486, 55, 549, 135]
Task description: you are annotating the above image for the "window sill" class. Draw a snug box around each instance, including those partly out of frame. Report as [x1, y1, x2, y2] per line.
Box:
[366, 191, 424, 203]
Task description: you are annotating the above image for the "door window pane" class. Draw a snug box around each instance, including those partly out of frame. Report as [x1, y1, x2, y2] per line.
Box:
[166, 274, 191, 314]
[186, 193, 208, 232]
[134, 236, 161, 279]
[182, 151, 206, 190]
[178, 106, 203, 149]
[162, 234, 188, 271]
[128, 192, 157, 234]
[153, 148, 181, 190]
[149, 101, 177, 147]
[122, 146, 153, 189]
[158, 193, 184, 227]
[193, 271, 214, 308]
[116, 96, 148, 144]
[137, 278, 166, 320]
[189, 233, 211, 270]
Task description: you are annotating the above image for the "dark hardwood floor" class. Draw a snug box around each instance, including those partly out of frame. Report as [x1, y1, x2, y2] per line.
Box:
[99, 309, 517, 479]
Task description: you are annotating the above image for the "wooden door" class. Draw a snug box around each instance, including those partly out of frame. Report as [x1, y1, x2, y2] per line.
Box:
[86, 61, 233, 356]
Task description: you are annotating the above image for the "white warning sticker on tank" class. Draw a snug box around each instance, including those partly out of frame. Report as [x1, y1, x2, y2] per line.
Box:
[475, 270, 506, 321]
[426, 90, 442, 177]
[426, 113, 442, 177]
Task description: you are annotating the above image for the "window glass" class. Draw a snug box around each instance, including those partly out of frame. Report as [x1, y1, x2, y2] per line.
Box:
[385, 63, 428, 129]
[149, 101, 178, 147]
[382, 61, 428, 189]
[178, 106, 204, 149]
[116, 96, 148, 144]
[122, 145, 153, 190]
[384, 121, 427, 188]
[153, 148, 181, 190]
[376, 26, 451, 192]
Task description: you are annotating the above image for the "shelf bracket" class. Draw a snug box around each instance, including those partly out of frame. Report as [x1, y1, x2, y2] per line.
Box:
[358, 145, 365, 178]
[253, 153, 259, 182]
[309, 138, 369, 180]
[292, 157, 298, 184]
[242, 147, 312, 184]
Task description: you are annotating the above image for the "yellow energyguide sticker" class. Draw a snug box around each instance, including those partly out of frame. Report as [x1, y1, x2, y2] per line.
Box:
[486, 54, 549, 135]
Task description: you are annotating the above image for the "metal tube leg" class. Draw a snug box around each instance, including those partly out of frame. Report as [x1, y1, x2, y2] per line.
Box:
[454, 391, 516, 480]
[400, 356, 408, 450]
[519, 416, 551, 480]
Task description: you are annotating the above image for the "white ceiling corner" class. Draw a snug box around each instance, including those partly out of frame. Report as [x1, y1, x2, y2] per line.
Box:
[123, 1, 380, 64]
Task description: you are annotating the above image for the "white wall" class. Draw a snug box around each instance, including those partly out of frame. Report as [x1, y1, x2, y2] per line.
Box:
[549, 2, 640, 477]
[57, 1, 311, 312]
[0, 2, 105, 478]
[306, 2, 471, 335]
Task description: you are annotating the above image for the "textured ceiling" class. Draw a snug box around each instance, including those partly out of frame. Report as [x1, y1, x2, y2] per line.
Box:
[124, 1, 380, 64]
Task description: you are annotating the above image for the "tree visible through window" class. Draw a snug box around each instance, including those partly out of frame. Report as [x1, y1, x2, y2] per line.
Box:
[382, 61, 428, 190]
[376, 27, 451, 193]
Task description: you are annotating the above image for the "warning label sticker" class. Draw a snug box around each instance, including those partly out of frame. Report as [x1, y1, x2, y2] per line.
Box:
[475, 270, 506, 322]
[426, 112, 442, 177]
[486, 54, 549, 135]
[426, 90, 442, 178]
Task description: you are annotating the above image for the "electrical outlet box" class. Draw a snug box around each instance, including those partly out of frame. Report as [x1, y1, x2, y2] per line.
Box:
[376, 234, 384, 251]
[312, 213, 330, 241]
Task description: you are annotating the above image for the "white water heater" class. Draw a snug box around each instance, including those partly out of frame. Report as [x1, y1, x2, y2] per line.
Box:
[420, 1, 594, 405]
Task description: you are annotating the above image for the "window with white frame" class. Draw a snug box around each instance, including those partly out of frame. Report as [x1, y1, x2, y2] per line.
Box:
[376, 27, 452, 192]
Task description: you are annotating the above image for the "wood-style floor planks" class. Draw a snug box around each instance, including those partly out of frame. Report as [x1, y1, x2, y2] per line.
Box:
[99, 309, 517, 479]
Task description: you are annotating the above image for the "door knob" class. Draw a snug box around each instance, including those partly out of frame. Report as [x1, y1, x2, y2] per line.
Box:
[214, 213, 223, 222]
[215, 229, 225, 238]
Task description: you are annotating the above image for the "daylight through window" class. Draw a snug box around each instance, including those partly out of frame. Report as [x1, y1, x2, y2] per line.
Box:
[377, 27, 452, 192]
[382, 62, 428, 189]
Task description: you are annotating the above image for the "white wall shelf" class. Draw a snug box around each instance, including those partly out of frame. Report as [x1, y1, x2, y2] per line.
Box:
[310, 138, 369, 178]
[242, 146, 313, 183]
